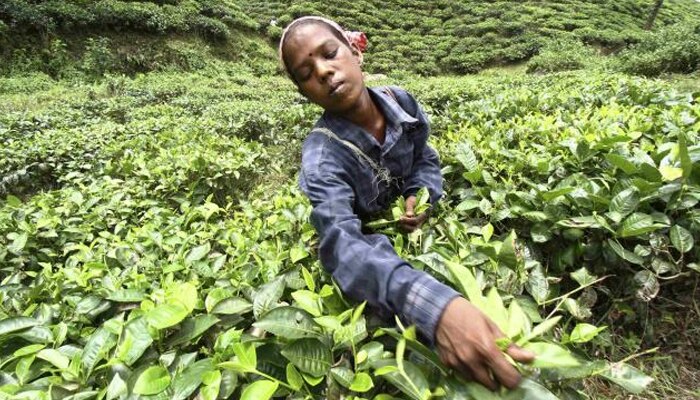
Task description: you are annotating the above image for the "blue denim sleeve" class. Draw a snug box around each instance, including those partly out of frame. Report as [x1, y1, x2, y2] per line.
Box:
[391, 87, 444, 204]
[300, 166, 459, 343]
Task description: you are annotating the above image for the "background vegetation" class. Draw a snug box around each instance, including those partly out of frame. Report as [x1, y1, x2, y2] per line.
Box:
[2, 0, 700, 77]
[1, 1, 700, 399]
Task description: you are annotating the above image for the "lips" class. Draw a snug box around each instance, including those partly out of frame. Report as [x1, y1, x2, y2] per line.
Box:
[329, 81, 345, 96]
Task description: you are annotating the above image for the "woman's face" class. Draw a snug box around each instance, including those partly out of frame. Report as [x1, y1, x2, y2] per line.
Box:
[283, 23, 365, 113]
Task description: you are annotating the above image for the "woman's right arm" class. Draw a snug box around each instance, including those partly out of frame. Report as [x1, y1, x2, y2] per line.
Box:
[299, 136, 533, 389]
[299, 165, 459, 344]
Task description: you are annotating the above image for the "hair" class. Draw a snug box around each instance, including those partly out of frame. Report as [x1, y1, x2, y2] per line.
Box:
[278, 17, 354, 81]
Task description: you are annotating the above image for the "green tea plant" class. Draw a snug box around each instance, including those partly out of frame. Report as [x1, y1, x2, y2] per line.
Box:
[1, 70, 698, 399]
[526, 37, 597, 74]
[240, 0, 700, 75]
[4, 1, 700, 77]
[616, 20, 700, 76]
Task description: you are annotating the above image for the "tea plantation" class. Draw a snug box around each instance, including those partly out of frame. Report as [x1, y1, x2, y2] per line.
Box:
[1, 1, 700, 400]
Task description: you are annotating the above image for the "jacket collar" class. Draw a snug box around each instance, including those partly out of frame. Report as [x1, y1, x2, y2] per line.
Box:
[318, 86, 418, 155]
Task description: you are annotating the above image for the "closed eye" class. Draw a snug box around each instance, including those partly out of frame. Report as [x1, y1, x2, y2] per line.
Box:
[325, 49, 338, 59]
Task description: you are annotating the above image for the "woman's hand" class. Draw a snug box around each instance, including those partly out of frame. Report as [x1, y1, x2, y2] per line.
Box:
[398, 195, 428, 232]
[435, 297, 535, 390]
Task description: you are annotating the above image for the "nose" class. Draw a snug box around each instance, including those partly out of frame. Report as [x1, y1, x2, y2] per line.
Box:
[314, 59, 334, 83]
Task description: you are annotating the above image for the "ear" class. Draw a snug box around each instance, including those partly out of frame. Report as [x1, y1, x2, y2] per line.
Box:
[350, 43, 364, 66]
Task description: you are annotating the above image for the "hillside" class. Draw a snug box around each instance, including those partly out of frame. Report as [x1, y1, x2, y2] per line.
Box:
[1, 1, 700, 399]
[241, 0, 700, 74]
[2, 0, 700, 76]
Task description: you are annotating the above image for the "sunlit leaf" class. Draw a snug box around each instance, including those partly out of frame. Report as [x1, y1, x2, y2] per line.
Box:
[350, 372, 374, 392]
[517, 316, 561, 346]
[524, 342, 580, 368]
[241, 380, 278, 400]
[146, 302, 190, 330]
[569, 323, 606, 344]
[106, 373, 128, 400]
[185, 243, 210, 264]
[116, 317, 152, 366]
[36, 349, 69, 370]
[286, 363, 304, 391]
[0, 317, 39, 337]
[600, 362, 653, 394]
[133, 365, 171, 395]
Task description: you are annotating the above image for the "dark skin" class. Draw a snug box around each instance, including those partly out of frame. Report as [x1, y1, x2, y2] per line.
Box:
[283, 23, 535, 390]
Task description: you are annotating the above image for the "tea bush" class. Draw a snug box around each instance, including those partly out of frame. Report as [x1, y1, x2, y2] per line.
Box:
[240, 0, 700, 75]
[526, 37, 598, 74]
[4, 0, 700, 76]
[616, 20, 700, 76]
[1, 70, 697, 399]
[0, 0, 258, 37]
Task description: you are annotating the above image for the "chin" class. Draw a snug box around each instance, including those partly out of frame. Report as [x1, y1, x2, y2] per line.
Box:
[336, 84, 365, 110]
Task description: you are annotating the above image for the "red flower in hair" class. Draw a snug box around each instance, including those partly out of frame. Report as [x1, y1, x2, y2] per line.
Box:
[345, 31, 368, 53]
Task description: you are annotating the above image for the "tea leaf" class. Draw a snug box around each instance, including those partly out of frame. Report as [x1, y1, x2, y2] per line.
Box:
[569, 323, 606, 343]
[241, 380, 278, 400]
[185, 243, 210, 264]
[253, 306, 322, 339]
[669, 225, 693, 253]
[281, 338, 332, 377]
[524, 342, 580, 368]
[286, 363, 304, 391]
[134, 365, 171, 395]
[600, 363, 653, 394]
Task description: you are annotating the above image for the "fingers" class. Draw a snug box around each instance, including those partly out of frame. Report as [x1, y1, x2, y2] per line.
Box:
[487, 320, 535, 364]
[404, 196, 416, 217]
[482, 320, 527, 388]
[399, 213, 427, 226]
[469, 363, 498, 391]
[506, 344, 536, 364]
[399, 216, 421, 226]
[435, 297, 527, 392]
[486, 348, 522, 389]
[440, 349, 475, 386]
[399, 211, 427, 233]
[398, 222, 417, 233]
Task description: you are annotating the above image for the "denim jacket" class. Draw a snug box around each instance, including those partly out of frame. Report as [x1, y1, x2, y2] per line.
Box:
[299, 85, 459, 343]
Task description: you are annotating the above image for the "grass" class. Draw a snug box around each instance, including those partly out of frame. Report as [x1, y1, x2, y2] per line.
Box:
[584, 277, 700, 399]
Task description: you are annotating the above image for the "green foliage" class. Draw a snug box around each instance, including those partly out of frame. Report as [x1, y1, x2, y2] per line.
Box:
[2, 69, 697, 398]
[3, 1, 700, 76]
[241, 0, 700, 75]
[526, 37, 598, 74]
[0, 0, 259, 38]
[616, 20, 700, 76]
[81, 37, 115, 77]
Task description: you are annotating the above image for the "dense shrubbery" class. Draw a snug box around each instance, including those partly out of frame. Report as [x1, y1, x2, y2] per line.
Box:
[240, 0, 700, 75]
[616, 20, 700, 76]
[0, 32, 278, 79]
[0, 0, 258, 37]
[1, 70, 698, 399]
[3, 1, 700, 76]
[526, 37, 597, 74]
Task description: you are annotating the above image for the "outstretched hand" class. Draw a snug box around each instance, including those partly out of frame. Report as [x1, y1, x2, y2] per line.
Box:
[435, 297, 535, 390]
[398, 195, 428, 232]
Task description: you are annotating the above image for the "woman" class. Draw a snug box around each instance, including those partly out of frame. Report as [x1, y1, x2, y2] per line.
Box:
[279, 16, 533, 390]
